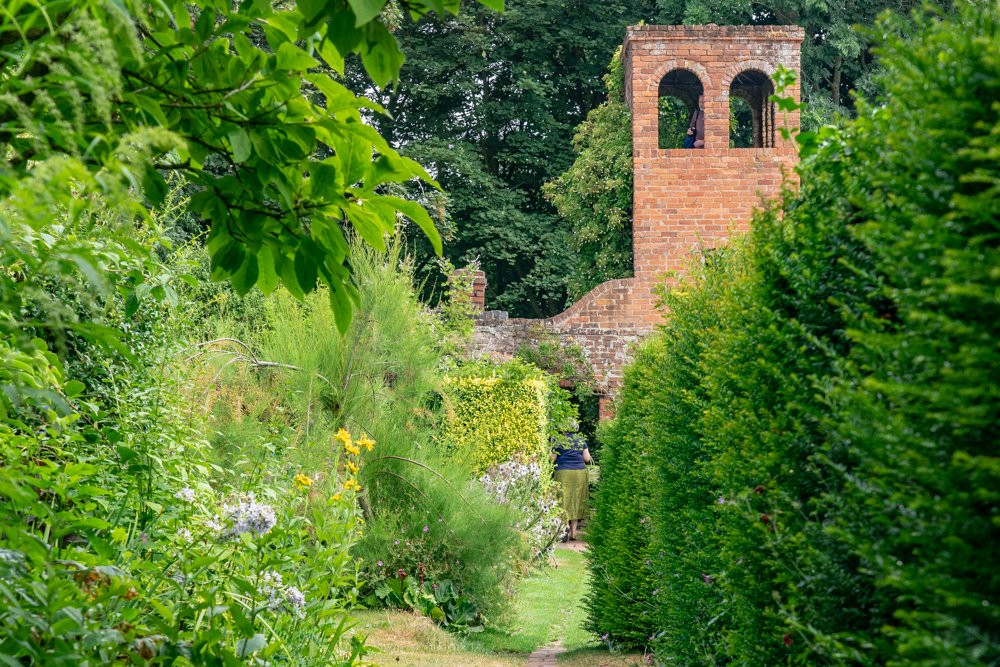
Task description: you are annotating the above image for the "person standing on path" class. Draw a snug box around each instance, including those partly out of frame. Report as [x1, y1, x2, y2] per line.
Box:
[551, 432, 592, 541]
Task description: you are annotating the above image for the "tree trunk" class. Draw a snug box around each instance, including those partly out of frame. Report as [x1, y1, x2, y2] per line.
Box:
[832, 54, 843, 109]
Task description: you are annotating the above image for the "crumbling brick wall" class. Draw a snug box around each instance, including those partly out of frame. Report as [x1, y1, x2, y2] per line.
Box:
[469, 25, 803, 416]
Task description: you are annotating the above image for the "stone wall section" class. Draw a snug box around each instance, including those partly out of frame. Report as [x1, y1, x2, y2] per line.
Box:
[469, 25, 803, 412]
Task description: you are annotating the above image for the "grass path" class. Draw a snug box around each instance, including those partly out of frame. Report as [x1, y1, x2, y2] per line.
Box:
[465, 545, 595, 656]
[352, 544, 645, 666]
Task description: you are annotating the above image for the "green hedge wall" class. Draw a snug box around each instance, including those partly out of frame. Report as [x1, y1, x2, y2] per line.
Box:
[587, 4, 1000, 664]
[441, 361, 549, 473]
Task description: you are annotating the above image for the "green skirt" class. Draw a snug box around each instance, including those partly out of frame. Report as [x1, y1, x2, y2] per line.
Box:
[554, 468, 589, 521]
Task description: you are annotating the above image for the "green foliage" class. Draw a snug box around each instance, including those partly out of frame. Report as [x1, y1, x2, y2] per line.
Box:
[584, 339, 668, 650]
[729, 97, 754, 147]
[0, 177, 367, 663]
[436, 261, 481, 355]
[441, 359, 550, 473]
[657, 95, 691, 149]
[356, 1, 664, 316]
[203, 239, 525, 623]
[588, 3, 1000, 664]
[374, 575, 484, 634]
[0, 0, 503, 333]
[543, 49, 635, 302]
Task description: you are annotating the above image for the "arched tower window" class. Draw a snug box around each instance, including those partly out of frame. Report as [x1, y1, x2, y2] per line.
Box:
[729, 70, 775, 148]
[658, 69, 703, 149]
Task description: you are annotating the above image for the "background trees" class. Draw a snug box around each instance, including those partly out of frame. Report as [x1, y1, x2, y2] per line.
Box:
[354, 0, 663, 316]
[370, 0, 955, 312]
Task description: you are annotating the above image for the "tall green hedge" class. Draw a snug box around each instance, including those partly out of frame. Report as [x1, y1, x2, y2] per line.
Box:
[585, 339, 667, 649]
[441, 360, 550, 472]
[587, 4, 1000, 664]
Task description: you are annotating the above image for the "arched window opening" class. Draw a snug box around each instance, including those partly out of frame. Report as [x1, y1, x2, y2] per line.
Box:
[658, 69, 703, 149]
[729, 70, 775, 148]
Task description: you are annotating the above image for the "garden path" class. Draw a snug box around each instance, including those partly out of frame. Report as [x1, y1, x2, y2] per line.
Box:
[523, 540, 585, 667]
[526, 642, 565, 667]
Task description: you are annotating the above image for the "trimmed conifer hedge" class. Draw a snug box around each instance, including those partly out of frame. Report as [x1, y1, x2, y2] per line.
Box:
[587, 4, 1000, 664]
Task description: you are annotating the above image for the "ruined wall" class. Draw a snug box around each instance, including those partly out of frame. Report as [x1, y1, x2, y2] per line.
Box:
[469, 25, 803, 412]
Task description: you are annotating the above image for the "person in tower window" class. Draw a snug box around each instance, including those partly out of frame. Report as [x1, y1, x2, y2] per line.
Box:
[684, 94, 705, 149]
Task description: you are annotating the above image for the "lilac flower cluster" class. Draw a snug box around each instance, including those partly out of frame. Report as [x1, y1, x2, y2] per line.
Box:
[480, 460, 565, 562]
[220, 494, 276, 538]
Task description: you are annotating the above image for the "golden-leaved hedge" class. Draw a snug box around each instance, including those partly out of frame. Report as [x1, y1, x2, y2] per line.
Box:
[441, 372, 549, 474]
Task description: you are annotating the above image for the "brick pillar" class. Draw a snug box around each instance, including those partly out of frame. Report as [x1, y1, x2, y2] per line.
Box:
[449, 267, 487, 316]
[470, 270, 487, 314]
[598, 395, 615, 421]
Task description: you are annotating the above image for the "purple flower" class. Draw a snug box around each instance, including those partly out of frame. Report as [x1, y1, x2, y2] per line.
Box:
[377, 560, 384, 567]
[422, 525, 429, 533]
[717, 496, 726, 505]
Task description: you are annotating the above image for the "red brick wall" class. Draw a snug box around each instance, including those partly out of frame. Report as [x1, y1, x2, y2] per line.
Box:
[469, 25, 803, 403]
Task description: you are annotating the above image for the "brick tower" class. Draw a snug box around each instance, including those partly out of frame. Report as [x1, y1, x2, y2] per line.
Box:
[625, 24, 803, 318]
[469, 25, 803, 416]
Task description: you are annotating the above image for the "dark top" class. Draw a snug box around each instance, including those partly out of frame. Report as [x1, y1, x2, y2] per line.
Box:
[688, 108, 705, 142]
[553, 433, 588, 471]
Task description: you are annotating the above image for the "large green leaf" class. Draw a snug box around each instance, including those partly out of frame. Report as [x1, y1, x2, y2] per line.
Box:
[347, 0, 388, 26]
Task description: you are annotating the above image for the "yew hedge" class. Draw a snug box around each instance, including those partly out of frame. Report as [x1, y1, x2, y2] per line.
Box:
[588, 4, 999, 664]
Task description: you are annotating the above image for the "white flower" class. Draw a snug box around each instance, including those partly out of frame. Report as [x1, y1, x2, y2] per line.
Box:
[285, 586, 306, 618]
[174, 487, 195, 503]
[177, 528, 193, 542]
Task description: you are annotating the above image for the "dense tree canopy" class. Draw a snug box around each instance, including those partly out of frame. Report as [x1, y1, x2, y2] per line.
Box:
[0, 0, 503, 335]
[354, 0, 662, 316]
[364, 0, 952, 312]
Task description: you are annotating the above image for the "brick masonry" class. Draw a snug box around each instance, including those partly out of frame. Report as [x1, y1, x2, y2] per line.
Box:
[469, 25, 803, 418]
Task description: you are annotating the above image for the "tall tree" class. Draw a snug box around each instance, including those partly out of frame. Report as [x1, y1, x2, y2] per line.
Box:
[356, 0, 661, 317]
[1, 0, 501, 335]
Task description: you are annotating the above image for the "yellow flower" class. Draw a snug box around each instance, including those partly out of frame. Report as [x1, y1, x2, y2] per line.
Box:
[334, 428, 353, 449]
[331, 492, 342, 502]
[343, 478, 362, 492]
[357, 434, 375, 452]
[293, 473, 313, 491]
[345, 442, 360, 456]
[345, 461, 359, 474]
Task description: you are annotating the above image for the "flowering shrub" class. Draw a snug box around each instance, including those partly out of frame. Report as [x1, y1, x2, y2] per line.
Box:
[0, 173, 370, 663]
[0, 343, 370, 664]
[480, 460, 565, 562]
